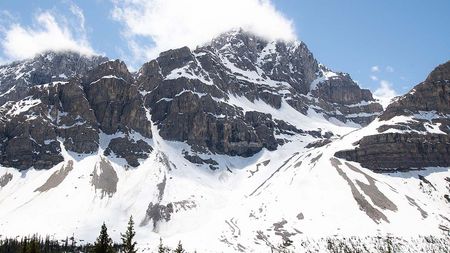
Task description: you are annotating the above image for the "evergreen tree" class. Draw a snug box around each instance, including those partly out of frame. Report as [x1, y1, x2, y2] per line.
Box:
[93, 222, 115, 253]
[70, 234, 76, 251]
[27, 236, 40, 253]
[120, 216, 137, 253]
[174, 241, 185, 253]
[21, 237, 28, 253]
[64, 237, 69, 251]
[158, 238, 167, 253]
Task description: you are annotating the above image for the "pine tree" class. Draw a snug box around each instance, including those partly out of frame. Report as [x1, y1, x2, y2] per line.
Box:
[70, 234, 76, 251]
[21, 237, 28, 253]
[27, 236, 40, 253]
[174, 241, 184, 253]
[121, 216, 137, 253]
[93, 222, 115, 253]
[158, 238, 166, 253]
[64, 237, 68, 252]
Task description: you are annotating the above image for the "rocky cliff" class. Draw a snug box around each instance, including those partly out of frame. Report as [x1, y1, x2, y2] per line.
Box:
[139, 31, 382, 157]
[0, 59, 153, 170]
[335, 61, 450, 171]
[0, 51, 108, 106]
[0, 31, 383, 170]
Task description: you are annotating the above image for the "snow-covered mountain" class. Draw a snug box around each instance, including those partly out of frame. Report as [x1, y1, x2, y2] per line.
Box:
[0, 31, 449, 252]
[0, 51, 108, 106]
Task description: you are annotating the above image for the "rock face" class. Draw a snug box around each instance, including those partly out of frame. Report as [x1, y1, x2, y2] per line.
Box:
[0, 54, 153, 170]
[335, 133, 450, 171]
[142, 200, 197, 230]
[310, 73, 382, 125]
[82, 60, 152, 138]
[0, 172, 13, 187]
[0, 51, 108, 106]
[139, 30, 381, 157]
[312, 74, 374, 105]
[91, 158, 118, 198]
[104, 137, 153, 167]
[0, 31, 382, 170]
[336, 61, 450, 171]
[381, 61, 450, 120]
[142, 202, 174, 228]
[35, 161, 74, 192]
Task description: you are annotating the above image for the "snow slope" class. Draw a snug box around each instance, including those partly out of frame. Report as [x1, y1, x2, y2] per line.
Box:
[0, 96, 448, 253]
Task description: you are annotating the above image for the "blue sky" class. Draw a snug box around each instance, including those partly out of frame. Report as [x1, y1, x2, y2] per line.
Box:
[0, 0, 449, 98]
[278, 0, 450, 96]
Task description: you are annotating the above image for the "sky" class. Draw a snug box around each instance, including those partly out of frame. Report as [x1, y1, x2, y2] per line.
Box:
[0, 0, 449, 101]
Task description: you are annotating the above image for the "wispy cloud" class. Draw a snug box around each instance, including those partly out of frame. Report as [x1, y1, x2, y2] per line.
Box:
[386, 66, 395, 73]
[373, 80, 397, 109]
[111, 0, 296, 66]
[371, 65, 380, 73]
[370, 75, 378, 81]
[0, 5, 95, 61]
[0, 10, 16, 30]
[68, 2, 86, 33]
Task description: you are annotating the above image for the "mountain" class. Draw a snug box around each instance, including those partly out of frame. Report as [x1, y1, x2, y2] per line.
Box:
[0, 31, 449, 252]
[0, 51, 108, 106]
[336, 61, 450, 171]
[0, 30, 384, 171]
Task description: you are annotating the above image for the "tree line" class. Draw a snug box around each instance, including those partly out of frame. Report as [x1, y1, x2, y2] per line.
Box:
[0, 216, 188, 253]
[3, 218, 436, 253]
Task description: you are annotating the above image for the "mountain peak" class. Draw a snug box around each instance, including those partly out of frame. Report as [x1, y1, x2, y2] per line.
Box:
[0, 50, 108, 106]
[336, 60, 450, 170]
[34, 50, 107, 62]
[211, 28, 298, 47]
[380, 60, 450, 121]
[426, 60, 450, 83]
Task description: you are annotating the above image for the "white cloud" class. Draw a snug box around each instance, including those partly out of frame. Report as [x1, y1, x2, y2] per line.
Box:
[371, 65, 380, 73]
[373, 80, 397, 109]
[0, 8, 95, 61]
[370, 75, 378, 81]
[111, 0, 296, 64]
[386, 65, 395, 73]
[69, 2, 86, 33]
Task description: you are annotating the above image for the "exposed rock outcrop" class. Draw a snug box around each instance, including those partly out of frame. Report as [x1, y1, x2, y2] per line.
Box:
[0, 172, 13, 187]
[142, 202, 174, 229]
[336, 61, 450, 171]
[0, 51, 108, 106]
[35, 161, 74, 192]
[335, 133, 450, 171]
[381, 61, 450, 120]
[142, 200, 197, 230]
[0, 57, 153, 170]
[104, 137, 153, 167]
[0, 31, 382, 170]
[91, 158, 118, 198]
[83, 60, 152, 138]
[0, 79, 99, 170]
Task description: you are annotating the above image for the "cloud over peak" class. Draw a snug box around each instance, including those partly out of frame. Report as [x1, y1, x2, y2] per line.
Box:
[1, 6, 95, 61]
[112, 0, 296, 64]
